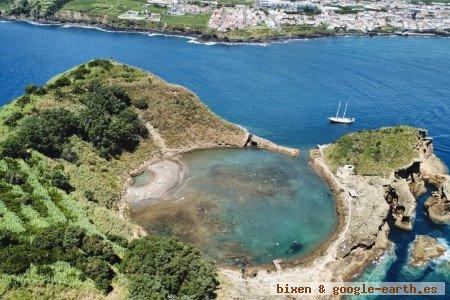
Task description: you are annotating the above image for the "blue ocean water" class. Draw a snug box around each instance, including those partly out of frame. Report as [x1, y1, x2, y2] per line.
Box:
[1, 20, 449, 288]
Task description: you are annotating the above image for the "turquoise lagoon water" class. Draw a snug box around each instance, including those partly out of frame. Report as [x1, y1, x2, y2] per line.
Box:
[132, 149, 336, 265]
[131, 169, 154, 187]
[1, 20, 449, 280]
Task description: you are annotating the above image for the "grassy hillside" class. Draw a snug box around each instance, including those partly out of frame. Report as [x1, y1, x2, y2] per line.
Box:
[63, 0, 147, 17]
[0, 59, 244, 208]
[219, 24, 333, 42]
[0, 59, 242, 298]
[2, 0, 212, 32]
[324, 126, 422, 177]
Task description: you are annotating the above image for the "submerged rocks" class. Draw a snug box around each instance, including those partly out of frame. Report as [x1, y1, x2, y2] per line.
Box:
[409, 235, 446, 268]
[288, 241, 303, 254]
[425, 177, 450, 224]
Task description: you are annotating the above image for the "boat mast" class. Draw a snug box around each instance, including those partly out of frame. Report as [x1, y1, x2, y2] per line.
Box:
[336, 100, 341, 117]
[343, 101, 348, 118]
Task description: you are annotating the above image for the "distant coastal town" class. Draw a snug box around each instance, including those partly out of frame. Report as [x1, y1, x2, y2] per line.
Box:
[1, 0, 449, 41]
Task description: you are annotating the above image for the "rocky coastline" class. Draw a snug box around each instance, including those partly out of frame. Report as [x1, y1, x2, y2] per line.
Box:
[216, 129, 450, 298]
[425, 178, 450, 224]
[118, 125, 449, 298]
[1, 14, 449, 45]
[409, 235, 446, 268]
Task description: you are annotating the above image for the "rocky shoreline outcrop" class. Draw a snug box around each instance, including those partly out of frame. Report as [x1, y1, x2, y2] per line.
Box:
[245, 134, 300, 157]
[409, 235, 446, 268]
[217, 128, 449, 299]
[425, 178, 450, 224]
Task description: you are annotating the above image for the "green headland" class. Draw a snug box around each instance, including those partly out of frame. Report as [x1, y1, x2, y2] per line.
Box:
[0, 59, 246, 299]
[324, 126, 422, 177]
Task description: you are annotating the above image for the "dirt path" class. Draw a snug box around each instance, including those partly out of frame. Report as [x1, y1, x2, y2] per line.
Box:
[145, 123, 169, 153]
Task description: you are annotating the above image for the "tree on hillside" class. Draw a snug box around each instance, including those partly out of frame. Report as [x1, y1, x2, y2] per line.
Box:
[120, 236, 219, 299]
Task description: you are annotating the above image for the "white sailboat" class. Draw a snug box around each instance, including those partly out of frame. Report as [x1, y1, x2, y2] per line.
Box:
[328, 100, 355, 124]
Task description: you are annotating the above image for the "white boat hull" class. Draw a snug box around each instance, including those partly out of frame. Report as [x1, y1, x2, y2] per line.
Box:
[328, 117, 355, 124]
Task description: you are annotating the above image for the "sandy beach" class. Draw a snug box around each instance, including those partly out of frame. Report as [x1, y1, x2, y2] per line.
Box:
[125, 158, 187, 208]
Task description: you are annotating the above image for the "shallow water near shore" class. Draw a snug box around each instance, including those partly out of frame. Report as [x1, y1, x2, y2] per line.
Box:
[131, 169, 154, 187]
[1, 21, 449, 278]
[132, 148, 336, 265]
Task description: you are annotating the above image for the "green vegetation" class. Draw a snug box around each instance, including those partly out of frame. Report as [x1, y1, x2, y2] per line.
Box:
[335, 6, 363, 15]
[220, 23, 333, 42]
[6, 0, 72, 18]
[0, 59, 243, 207]
[0, 59, 238, 298]
[147, 4, 167, 14]
[0, 0, 13, 11]
[161, 12, 211, 30]
[120, 236, 218, 299]
[378, 24, 400, 34]
[0, 153, 122, 297]
[1, 0, 332, 40]
[3, 0, 212, 33]
[324, 126, 421, 176]
[63, 0, 147, 17]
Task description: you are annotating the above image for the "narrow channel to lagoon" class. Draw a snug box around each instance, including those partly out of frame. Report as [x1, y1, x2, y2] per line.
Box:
[1, 20, 450, 295]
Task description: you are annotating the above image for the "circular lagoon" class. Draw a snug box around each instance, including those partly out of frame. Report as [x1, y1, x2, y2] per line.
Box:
[131, 148, 336, 266]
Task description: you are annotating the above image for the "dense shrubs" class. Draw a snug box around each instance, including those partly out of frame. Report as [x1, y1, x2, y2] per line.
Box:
[8, 0, 31, 16]
[120, 236, 219, 299]
[72, 65, 90, 80]
[0, 158, 27, 185]
[78, 257, 115, 294]
[82, 235, 119, 264]
[0, 134, 29, 158]
[25, 84, 38, 94]
[53, 76, 71, 88]
[2, 108, 80, 158]
[84, 190, 96, 202]
[61, 144, 79, 163]
[3, 111, 23, 127]
[81, 81, 146, 157]
[25, 84, 47, 96]
[50, 170, 74, 193]
[133, 97, 149, 109]
[0, 225, 118, 293]
[1, 82, 146, 159]
[16, 95, 31, 107]
[88, 59, 113, 69]
[0, 244, 33, 275]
